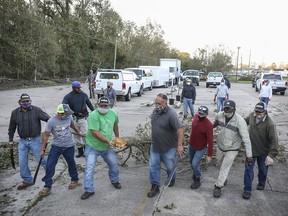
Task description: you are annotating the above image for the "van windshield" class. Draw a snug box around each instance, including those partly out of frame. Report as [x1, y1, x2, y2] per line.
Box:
[99, 73, 119, 79]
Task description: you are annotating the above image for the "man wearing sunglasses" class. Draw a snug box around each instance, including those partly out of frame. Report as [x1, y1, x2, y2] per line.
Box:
[62, 81, 94, 158]
[242, 102, 278, 200]
[8, 93, 50, 190]
[213, 100, 252, 198]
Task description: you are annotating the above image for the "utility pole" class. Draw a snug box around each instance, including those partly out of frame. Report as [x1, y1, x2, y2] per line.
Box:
[248, 50, 251, 74]
[113, 38, 117, 69]
[235, 46, 241, 83]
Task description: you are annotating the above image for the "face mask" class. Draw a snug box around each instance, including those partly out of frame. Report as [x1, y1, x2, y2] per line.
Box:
[20, 103, 31, 109]
[224, 112, 234, 118]
[220, 82, 225, 85]
[98, 108, 109, 115]
[198, 115, 206, 121]
[60, 115, 68, 120]
[186, 82, 191, 86]
[107, 86, 111, 88]
[255, 112, 265, 119]
[155, 104, 166, 114]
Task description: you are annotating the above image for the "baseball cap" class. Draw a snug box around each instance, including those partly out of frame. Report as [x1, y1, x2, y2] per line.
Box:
[254, 102, 267, 112]
[98, 96, 110, 106]
[71, 81, 81, 88]
[224, 100, 236, 109]
[198, 106, 209, 115]
[56, 104, 74, 116]
[19, 93, 31, 102]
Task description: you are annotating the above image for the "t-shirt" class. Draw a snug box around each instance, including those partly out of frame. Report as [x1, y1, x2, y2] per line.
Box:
[86, 109, 119, 151]
[151, 107, 183, 153]
[45, 114, 74, 147]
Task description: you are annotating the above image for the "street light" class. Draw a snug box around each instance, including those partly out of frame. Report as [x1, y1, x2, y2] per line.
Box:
[235, 46, 241, 83]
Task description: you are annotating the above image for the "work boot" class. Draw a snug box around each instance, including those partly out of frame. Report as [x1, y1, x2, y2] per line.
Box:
[168, 179, 175, 187]
[17, 181, 33, 190]
[76, 147, 84, 158]
[213, 185, 222, 198]
[81, 191, 95, 200]
[68, 181, 82, 189]
[38, 188, 51, 197]
[242, 191, 251, 200]
[111, 182, 121, 189]
[147, 184, 160, 198]
[190, 176, 201, 189]
[256, 183, 265, 190]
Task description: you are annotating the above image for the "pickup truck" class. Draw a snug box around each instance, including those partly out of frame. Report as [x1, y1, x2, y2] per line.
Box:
[124, 68, 153, 91]
[255, 73, 287, 95]
[94, 69, 142, 101]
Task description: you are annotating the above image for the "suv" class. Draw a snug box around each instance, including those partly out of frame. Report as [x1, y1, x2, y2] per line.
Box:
[206, 72, 224, 88]
[182, 70, 200, 86]
[94, 69, 142, 101]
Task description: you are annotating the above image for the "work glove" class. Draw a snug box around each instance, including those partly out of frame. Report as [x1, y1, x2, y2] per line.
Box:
[265, 156, 273, 166]
[246, 157, 253, 165]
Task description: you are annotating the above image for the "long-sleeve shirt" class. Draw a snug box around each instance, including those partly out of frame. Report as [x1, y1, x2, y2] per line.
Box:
[8, 105, 50, 141]
[188, 114, 214, 157]
[215, 85, 229, 98]
[62, 91, 94, 117]
[259, 85, 272, 99]
[181, 84, 196, 101]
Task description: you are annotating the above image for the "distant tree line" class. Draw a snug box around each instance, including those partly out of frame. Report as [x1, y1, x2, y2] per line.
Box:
[0, 0, 234, 80]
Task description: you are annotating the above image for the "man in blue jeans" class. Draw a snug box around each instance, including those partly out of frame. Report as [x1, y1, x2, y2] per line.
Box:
[243, 101, 279, 199]
[38, 104, 83, 197]
[8, 93, 50, 190]
[148, 93, 183, 198]
[213, 79, 229, 113]
[181, 79, 196, 118]
[81, 96, 121, 200]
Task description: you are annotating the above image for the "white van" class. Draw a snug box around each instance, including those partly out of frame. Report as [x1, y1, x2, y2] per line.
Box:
[124, 68, 153, 91]
[94, 69, 142, 101]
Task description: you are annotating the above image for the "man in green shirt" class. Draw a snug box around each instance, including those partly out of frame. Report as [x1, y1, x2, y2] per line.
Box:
[81, 97, 121, 200]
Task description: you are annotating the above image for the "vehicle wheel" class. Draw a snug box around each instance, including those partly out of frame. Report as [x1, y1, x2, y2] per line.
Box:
[97, 94, 102, 99]
[280, 91, 285, 95]
[125, 90, 131, 101]
[137, 86, 143, 97]
[206, 84, 209, 88]
[149, 83, 153, 90]
[197, 82, 199, 86]
[255, 86, 258, 92]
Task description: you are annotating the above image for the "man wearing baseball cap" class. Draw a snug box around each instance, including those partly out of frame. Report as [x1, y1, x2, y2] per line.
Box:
[242, 101, 278, 199]
[213, 100, 252, 198]
[8, 93, 50, 190]
[81, 96, 121, 200]
[38, 104, 83, 197]
[62, 81, 94, 158]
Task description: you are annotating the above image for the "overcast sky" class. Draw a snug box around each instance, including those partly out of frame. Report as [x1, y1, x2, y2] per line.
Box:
[109, 0, 287, 67]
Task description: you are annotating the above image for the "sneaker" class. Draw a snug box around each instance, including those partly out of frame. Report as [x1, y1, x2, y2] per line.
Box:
[112, 182, 121, 189]
[147, 184, 160, 198]
[17, 181, 33, 190]
[256, 183, 265, 190]
[242, 191, 251, 200]
[38, 188, 51, 197]
[213, 186, 222, 198]
[168, 179, 175, 187]
[81, 191, 95, 200]
[68, 181, 82, 189]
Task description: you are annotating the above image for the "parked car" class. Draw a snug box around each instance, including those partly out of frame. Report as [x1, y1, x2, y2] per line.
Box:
[182, 70, 200, 86]
[206, 72, 223, 88]
[255, 72, 287, 95]
[94, 69, 142, 101]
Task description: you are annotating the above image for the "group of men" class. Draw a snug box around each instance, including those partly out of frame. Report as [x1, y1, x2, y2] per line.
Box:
[8, 79, 278, 202]
[8, 81, 121, 199]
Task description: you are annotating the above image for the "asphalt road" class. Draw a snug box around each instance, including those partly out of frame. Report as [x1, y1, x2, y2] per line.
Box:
[0, 81, 287, 216]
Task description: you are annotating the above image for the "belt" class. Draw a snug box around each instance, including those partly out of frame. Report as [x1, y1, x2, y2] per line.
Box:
[20, 136, 40, 141]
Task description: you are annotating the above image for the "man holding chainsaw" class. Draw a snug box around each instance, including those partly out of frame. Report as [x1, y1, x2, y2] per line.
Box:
[8, 93, 50, 190]
[38, 104, 83, 197]
[62, 81, 94, 158]
[148, 93, 183, 198]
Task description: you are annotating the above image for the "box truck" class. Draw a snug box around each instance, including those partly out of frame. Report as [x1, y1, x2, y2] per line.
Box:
[160, 58, 181, 84]
[139, 66, 170, 87]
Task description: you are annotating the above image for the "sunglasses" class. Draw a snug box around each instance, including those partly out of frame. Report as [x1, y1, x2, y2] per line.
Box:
[224, 107, 234, 113]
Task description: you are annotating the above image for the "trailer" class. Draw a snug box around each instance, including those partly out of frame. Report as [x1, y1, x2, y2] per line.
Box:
[160, 58, 181, 84]
[139, 66, 170, 87]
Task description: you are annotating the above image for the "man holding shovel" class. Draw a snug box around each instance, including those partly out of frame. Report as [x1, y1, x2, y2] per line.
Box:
[8, 93, 49, 190]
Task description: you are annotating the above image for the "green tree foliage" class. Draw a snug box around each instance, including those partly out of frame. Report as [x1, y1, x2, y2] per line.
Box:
[0, 0, 234, 80]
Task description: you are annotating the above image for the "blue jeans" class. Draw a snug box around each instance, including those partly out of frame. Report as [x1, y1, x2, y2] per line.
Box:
[183, 97, 194, 116]
[42, 145, 79, 189]
[84, 145, 119, 193]
[244, 155, 268, 192]
[149, 144, 177, 186]
[260, 97, 269, 106]
[18, 136, 47, 183]
[217, 97, 226, 113]
[189, 145, 207, 178]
